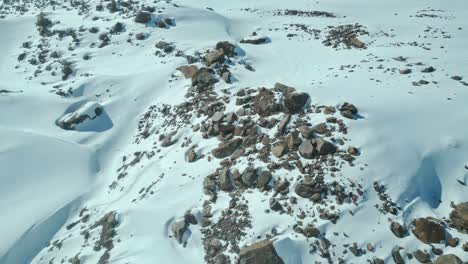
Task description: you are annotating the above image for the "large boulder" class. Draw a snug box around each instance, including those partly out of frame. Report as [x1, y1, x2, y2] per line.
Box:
[283, 92, 309, 113]
[239, 240, 285, 264]
[178, 65, 199, 79]
[433, 254, 463, 264]
[252, 89, 281, 116]
[212, 138, 242, 159]
[450, 202, 468, 233]
[412, 217, 446, 244]
[135, 11, 152, 24]
[215, 41, 237, 57]
[219, 168, 233, 191]
[192, 67, 218, 88]
[295, 183, 314, 198]
[298, 140, 315, 159]
[206, 50, 225, 66]
[171, 220, 188, 244]
[315, 137, 337, 155]
[390, 222, 407, 238]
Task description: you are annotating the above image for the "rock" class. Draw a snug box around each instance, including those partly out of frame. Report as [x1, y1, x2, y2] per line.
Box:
[111, 22, 124, 34]
[185, 149, 198, 162]
[271, 143, 287, 158]
[241, 167, 258, 187]
[287, 131, 302, 149]
[390, 222, 407, 238]
[295, 184, 314, 198]
[56, 102, 108, 131]
[312, 123, 328, 134]
[463, 242, 468, 252]
[257, 171, 272, 188]
[155, 41, 174, 53]
[315, 137, 336, 155]
[269, 198, 283, 211]
[451, 76, 463, 81]
[36, 13, 52, 28]
[171, 220, 188, 244]
[283, 92, 309, 113]
[252, 89, 281, 116]
[192, 67, 218, 87]
[433, 254, 463, 264]
[373, 258, 384, 264]
[400, 69, 412, 74]
[135, 11, 151, 24]
[212, 138, 242, 159]
[298, 140, 315, 159]
[161, 131, 177, 147]
[347, 147, 359, 156]
[340, 102, 358, 119]
[412, 217, 446, 244]
[239, 240, 285, 264]
[447, 237, 459, 247]
[421, 66, 436, 73]
[135, 32, 146, 40]
[206, 50, 225, 66]
[449, 202, 468, 233]
[299, 125, 313, 139]
[413, 250, 430, 263]
[211, 111, 224, 123]
[214, 254, 227, 264]
[392, 247, 405, 264]
[219, 168, 233, 191]
[184, 211, 198, 225]
[277, 114, 291, 134]
[215, 41, 236, 57]
[62, 63, 73, 80]
[203, 177, 216, 194]
[349, 36, 365, 48]
[274, 83, 296, 94]
[178, 65, 199, 79]
[240, 37, 268, 45]
[303, 225, 320, 238]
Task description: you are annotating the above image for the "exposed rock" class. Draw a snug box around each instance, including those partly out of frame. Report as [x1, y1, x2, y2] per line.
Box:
[135, 11, 151, 24]
[295, 183, 314, 198]
[269, 198, 283, 211]
[239, 239, 285, 264]
[347, 147, 359, 156]
[277, 114, 291, 134]
[111, 22, 124, 34]
[215, 41, 237, 57]
[283, 92, 309, 113]
[413, 250, 430, 263]
[252, 89, 281, 116]
[421, 66, 436, 73]
[340, 102, 358, 119]
[315, 137, 337, 155]
[303, 225, 320, 238]
[298, 140, 315, 159]
[241, 167, 258, 187]
[271, 143, 287, 158]
[185, 148, 198, 162]
[450, 202, 468, 233]
[312, 123, 328, 134]
[240, 37, 268, 45]
[390, 222, 407, 238]
[212, 138, 242, 159]
[412, 217, 446, 244]
[135, 32, 146, 40]
[433, 254, 463, 264]
[451, 76, 463, 81]
[349, 36, 365, 48]
[56, 102, 107, 131]
[400, 68, 412, 74]
[192, 67, 218, 88]
[299, 125, 313, 139]
[171, 220, 188, 244]
[155, 41, 174, 53]
[206, 50, 225, 66]
[178, 65, 199, 79]
[392, 247, 405, 264]
[257, 170, 272, 188]
[219, 168, 233, 191]
[161, 131, 177, 147]
[211, 111, 224, 123]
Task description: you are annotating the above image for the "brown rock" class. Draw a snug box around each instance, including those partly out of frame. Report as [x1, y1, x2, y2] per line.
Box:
[390, 222, 407, 238]
[315, 137, 337, 155]
[215, 41, 236, 57]
[239, 240, 284, 264]
[298, 140, 315, 159]
[413, 249, 430, 263]
[178, 65, 199, 79]
[412, 217, 446, 244]
[212, 138, 243, 159]
[303, 224, 320, 238]
[252, 89, 281, 116]
[206, 50, 225, 66]
[349, 36, 365, 48]
[450, 202, 468, 233]
[271, 143, 287, 158]
[433, 254, 463, 264]
[278, 114, 291, 134]
[219, 168, 233, 191]
[283, 92, 310, 113]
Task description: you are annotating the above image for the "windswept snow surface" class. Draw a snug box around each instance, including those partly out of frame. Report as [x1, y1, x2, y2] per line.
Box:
[0, 0, 467, 263]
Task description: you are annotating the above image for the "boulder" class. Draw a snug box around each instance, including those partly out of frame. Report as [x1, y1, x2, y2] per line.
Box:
[413, 250, 430, 263]
[178, 65, 199, 79]
[433, 254, 463, 264]
[390, 222, 407, 238]
[257, 171, 272, 188]
[349, 36, 365, 48]
[315, 137, 336, 155]
[241, 167, 258, 187]
[215, 41, 237, 57]
[171, 220, 188, 244]
[252, 89, 281, 116]
[295, 184, 314, 198]
[135, 11, 151, 24]
[283, 92, 309, 113]
[412, 217, 446, 244]
[206, 50, 225, 66]
[239, 240, 285, 264]
[277, 114, 291, 134]
[271, 143, 287, 158]
[303, 225, 320, 238]
[219, 168, 233, 191]
[192, 67, 218, 88]
[212, 138, 242, 159]
[298, 140, 315, 159]
[450, 202, 468, 233]
[340, 102, 358, 119]
[299, 125, 313, 139]
[56, 102, 111, 131]
[240, 37, 268, 45]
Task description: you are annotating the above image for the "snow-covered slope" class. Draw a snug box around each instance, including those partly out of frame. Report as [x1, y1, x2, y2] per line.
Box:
[0, 0, 467, 263]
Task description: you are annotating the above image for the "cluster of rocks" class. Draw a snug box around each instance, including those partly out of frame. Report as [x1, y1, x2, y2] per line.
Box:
[322, 24, 368, 49]
[276, 9, 336, 18]
[91, 212, 119, 264]
[55, 102, 105, 130]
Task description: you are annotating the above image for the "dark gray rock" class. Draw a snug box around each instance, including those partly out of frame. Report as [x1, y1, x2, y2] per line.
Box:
[283, 92, 309, 113]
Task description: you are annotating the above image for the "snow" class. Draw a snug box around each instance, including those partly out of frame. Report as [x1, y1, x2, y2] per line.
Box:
[0, 0, 467, 263]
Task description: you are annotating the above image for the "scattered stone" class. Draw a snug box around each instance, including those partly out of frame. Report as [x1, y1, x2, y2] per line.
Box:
[413, 249, 430, 263]
[451, 76, 463, 81]
[135, 11, 151, 24]
[449, 202, 468, 233]
[303, 225, 320, 238]
[392, 246, 405, 264]
[340, 102, 358, 119]
[421, 66, 435, 73]
[192, 68, 218, 88]
[400, 69, 412, 74]
[349, 36, 365, 48]
[240, 37, 268, 45]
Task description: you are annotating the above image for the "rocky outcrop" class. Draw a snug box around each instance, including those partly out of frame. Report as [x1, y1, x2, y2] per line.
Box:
[450, 202, 468, 233]
[283, 92, 309, 113]
[239, 240, 284, 264]
[212, 138, 242, 159]
[433, 254, 463, 264]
